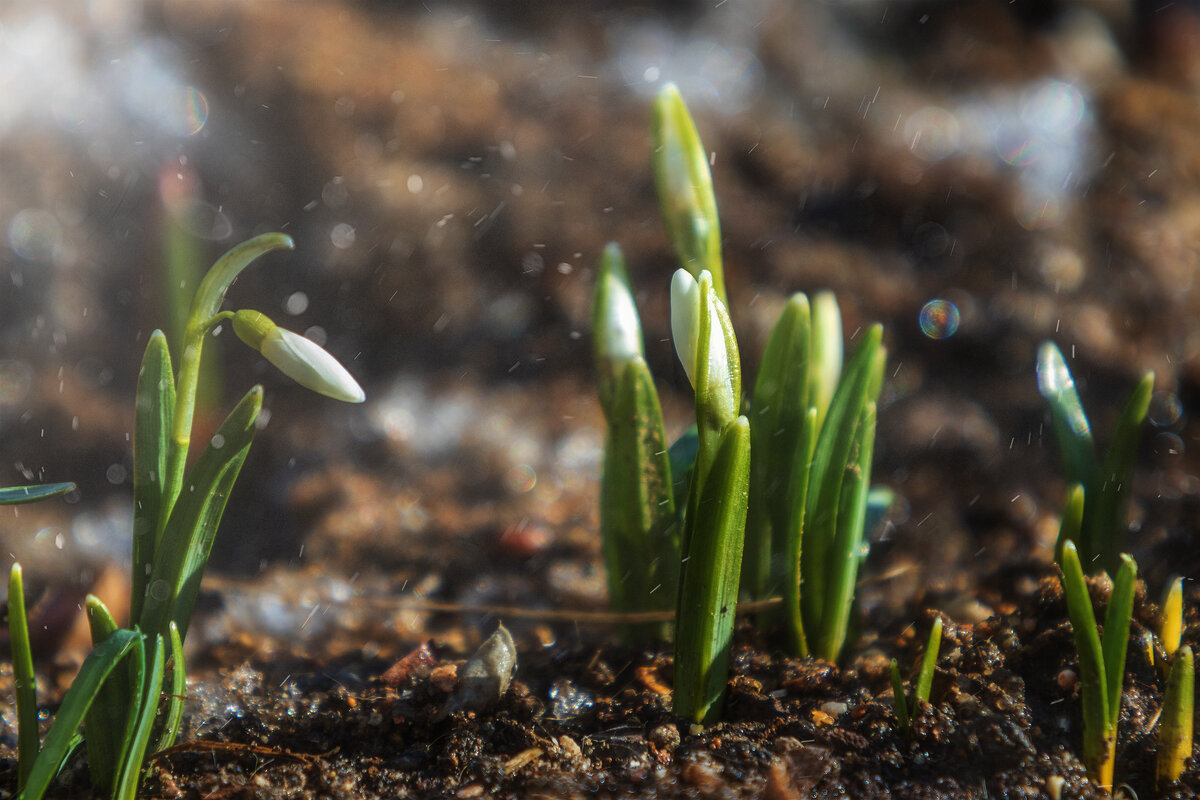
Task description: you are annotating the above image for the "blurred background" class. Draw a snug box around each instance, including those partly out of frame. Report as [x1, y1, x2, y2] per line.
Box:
[3, 0, 1200, 660]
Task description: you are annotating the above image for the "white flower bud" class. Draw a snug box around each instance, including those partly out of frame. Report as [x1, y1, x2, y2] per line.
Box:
[233, 310, 365, 403]
[670, 269, 736, 422]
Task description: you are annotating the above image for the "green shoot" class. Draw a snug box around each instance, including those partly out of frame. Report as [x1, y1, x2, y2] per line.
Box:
[9, 564, 38, 790]
[1160, 575, 1184, 663]
[592, 243, 678, 641]
[1157, 645, 1194, 789]
[1038, 342, 1152, 574]
[889, 617, 943, 738]
[652, 83, 723, 302]
[1058, 540, 1136, 791]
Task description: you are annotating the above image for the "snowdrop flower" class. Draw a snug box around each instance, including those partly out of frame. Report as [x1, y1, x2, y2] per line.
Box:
[670, 269, 737, 424]
[596, 245, 644, 365]
[232, 310, 365, 403]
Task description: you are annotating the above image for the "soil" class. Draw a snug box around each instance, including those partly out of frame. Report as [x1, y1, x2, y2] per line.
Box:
[3, 0, 1200, 797]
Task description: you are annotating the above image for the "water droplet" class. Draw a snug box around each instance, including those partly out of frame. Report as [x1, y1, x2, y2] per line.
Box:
[1149, 391, 1183, 428]
[283, 291, 309, 315]
[330, 223, 356, 249]
[106, 464, 127, 484]
[210, 433, 226, 450]
[919, 299, 960, 339]
[149, 579, 171, 601]
[8, 209, 62, 262]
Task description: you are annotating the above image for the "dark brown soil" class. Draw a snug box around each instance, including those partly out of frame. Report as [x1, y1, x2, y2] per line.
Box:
[3, 0, 1200, 798]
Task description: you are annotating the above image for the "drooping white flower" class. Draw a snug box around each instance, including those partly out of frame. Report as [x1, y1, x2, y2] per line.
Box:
[233, 310, 365, 403]
[670, 269, 736, 422]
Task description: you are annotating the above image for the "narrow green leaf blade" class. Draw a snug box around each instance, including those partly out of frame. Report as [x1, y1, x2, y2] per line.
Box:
[154, 623, 187, 752]
[746, 293, 811, 603]
[914, 617, 943, 707]
[1161, 575, 1184, 661]
[673, 416, 750, 724]
[82, 596, 133, 794]
[9, 564, 38, 789]
[132, 330, 175, 623]
[802, 324, 882, 648]
[782, 408, 818, 658]
[1059, 540, 1110, 780]
[19, 629, 140, 800]
[815, 399, 879, 662]
[1054, 483, 1086, 566]
[652, 83, 723, 300]
[1157, 645, 1194, 788]
[1089, 371, 1152, 574]
[1037, 342, 1098, 503]
[889, 658, 910, 735]
[114, 634, 165, 800]
[138, 386, 262, 640]
[0, 483, 75, 506]
[1100, 554, 1136, 730]
[598, 356, 677, 637]
[809, 292, 842, 431]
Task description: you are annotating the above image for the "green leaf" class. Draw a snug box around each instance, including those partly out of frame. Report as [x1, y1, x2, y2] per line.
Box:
[1100, 554, 1136, 730]
[914, 617, 943, 708]
[9, 564, 38, 789]
[138, 386, 262, 640]
[1161, 576, 1184, 661]
[1088, 371, 1152, 574]
[598, 356, 678, 639]
[154, 623, 187, 753]
[1037, 342, 1098, 553]
[802, 324, 883, 656]
[781, 408, 818, 658]
[114, 634, 164, 800]
[673, 416, 750, 724]
[592, 243, 645, 417]
[889, 659, 910, 736]
[1157, 645, 1194, 788]
[1054, 483, 1085, 566]
[809, 292, 842, 432]
[0, 483, 75, 505]
[668, 426, 699, 515]
[746, 293, 811, 604]
[19, 629, 141, 800]
[132, 330, 175, 625]
[652, 84, 723, 301]
[816, 399, 879, 662]
[82, 596, 136, 794]
[1059, 540, 1112, 787]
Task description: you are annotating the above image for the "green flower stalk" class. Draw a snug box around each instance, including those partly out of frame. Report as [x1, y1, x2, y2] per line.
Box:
[653, 83, 724, 303]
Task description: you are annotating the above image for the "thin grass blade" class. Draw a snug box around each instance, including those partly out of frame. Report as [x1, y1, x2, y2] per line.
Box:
[914, 617, 943, 708]
[9, 564, 38, 789]
[138, 386, 261, 640]
[132, 330, 175, 623]
[19, 629, 140, 800]
[782, 408, 818, 657]
[673, 416, 750, 724]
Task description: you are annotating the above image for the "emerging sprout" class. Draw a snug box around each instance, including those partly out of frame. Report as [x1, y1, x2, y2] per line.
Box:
[232, 309, 365, 403]
[670, 268, 738, 429]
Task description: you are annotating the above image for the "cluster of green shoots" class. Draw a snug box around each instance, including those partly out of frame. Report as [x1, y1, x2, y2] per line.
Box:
[593, 84, 888, 723]
[1040, 344, 1194, 793]
[7, 234, 363, 799]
